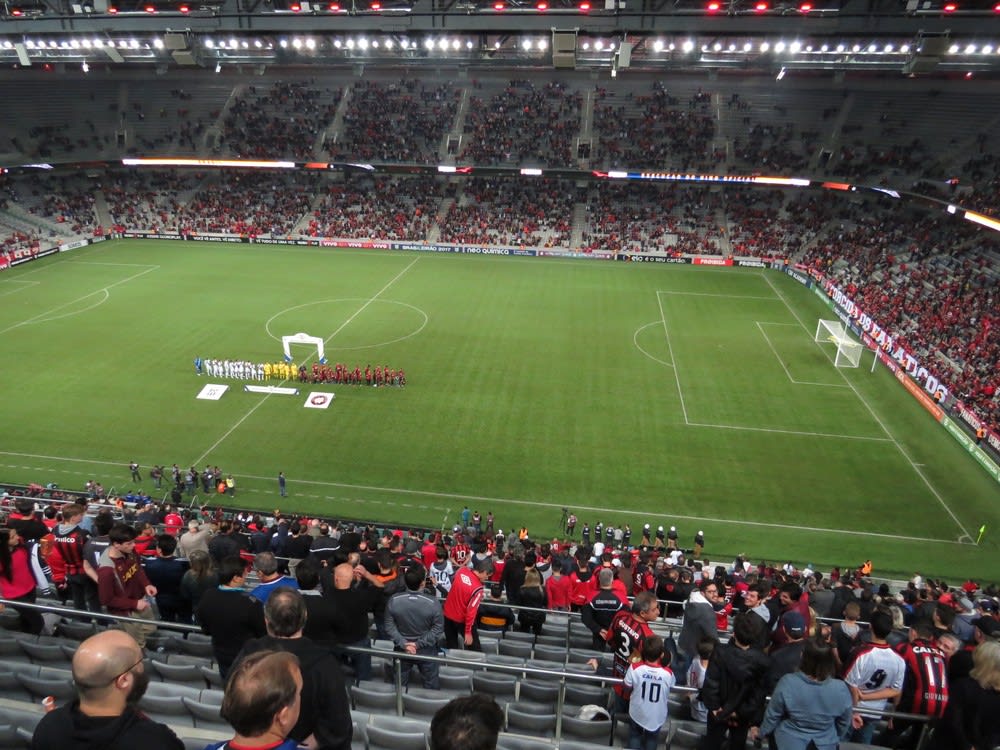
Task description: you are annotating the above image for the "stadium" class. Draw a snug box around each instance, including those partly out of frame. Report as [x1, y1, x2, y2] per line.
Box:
[1, 1, 999, 747]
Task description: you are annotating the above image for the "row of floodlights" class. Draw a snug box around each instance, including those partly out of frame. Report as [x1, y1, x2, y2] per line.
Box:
[7, 37, 1000, 57]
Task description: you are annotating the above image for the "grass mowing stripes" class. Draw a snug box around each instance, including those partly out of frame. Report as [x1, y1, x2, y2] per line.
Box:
[0, 239, 997, 581]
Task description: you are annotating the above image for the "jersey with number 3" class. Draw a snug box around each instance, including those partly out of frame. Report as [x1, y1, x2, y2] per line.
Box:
[607, 610, 655, 695]
[844, 642, 905, 713]
[624, 661, 676, 732]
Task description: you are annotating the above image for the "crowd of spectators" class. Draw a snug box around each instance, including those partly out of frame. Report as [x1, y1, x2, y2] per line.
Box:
[305, 176, 444, 241]
[438, 177, 576, 248]
[329, 79, 460, 164]
[592, 82, 717, 172]
[175, 172, 314, 236]
[220, 80, 342, 161]
[460, 80, 582, 168]
[579, 183, 724, 255]
[801, 205, 999, 428]
[3, 486, 1000, 749]
[105, 170, 204, 233]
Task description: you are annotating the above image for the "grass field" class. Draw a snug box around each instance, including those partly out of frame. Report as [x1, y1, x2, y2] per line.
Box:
[1, 239, 997, 581]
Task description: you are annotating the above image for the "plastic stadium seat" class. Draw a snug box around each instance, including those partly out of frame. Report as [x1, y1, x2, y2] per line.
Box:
[496, 733, 556, 750]
[563, 683, 608, 707]
[150, 659, 209, 688]
[505, 705, 557, 737]
[403, 692, 452, 718]
[499, 641, 533, 659]
[534, 635, 566, 648]
[558, 714, 613, 744]
[517, 678, 560, 705]
[55, 621, 97, 641]
[479, 636, 500, 655]
[139, 692, 195, 721]
[472, 672, 518, 700]
[18, 641, 69, 664]
[175, 635, 215, 659]
[532, 644, 568, 664]
[445, 649, 487, 665]
[350, 683, 400, 713]
[670, 720, 706, 748]
[181, 696, 228, 730]
[558, 742, 614, 750]
[437, 668, 473, 692]
[15, 673, 76, 700]
[503, 631, 535, 644]
[567, 648, 604, 665]
[200, 665, 224, 688]
[365, 724, 427, 750]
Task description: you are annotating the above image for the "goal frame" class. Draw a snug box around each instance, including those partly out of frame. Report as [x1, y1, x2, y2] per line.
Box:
[814, 319, 862, 368]
[281, 332, 327, 364]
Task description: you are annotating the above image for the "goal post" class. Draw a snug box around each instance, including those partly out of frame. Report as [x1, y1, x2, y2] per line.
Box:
[281, 332, 327, 365]
[814, 319, 863, 369]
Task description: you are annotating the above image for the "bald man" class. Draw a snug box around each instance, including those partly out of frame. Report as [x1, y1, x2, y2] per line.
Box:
[326, 561, 377, 681]
[31, 630, 184, 750]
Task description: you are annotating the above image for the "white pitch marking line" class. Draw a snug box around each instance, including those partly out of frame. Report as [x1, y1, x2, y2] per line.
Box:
[0, 264, 160, 336]
[66, 261, 161, 268]
[190, 256, 420, 467]
[686, 421, 892, 442]
[761, 272, 972, 541]
[756, 321, 850, 389]
[0, 279, 40, 298]
[633, 321, 674, 368]
[0, 449, 966, 545]
[657, 290, 780, 300]
[656, 291, 689, 424]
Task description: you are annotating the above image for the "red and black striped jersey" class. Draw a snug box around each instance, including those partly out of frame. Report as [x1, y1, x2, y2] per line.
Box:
[51, 526, 89, 576]
[894, 638, 949, 718]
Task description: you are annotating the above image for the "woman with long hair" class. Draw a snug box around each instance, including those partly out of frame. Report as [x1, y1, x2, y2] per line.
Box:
[517, 568, 547, 636]
[0, 528, 44, 634]
[758, 636, 853, 750]
[928, 639, 1000, 750]
[180, 549, 219, 621]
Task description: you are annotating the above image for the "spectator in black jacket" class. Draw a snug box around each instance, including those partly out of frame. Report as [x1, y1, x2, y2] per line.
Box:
[581, 568, 625, 650]
[700, 611, 771, 750]
[234, 588, 352, 750]
[196, 556, 266, 679]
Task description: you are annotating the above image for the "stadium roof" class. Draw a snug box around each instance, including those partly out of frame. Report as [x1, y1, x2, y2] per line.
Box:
[1, 0, 999, 74]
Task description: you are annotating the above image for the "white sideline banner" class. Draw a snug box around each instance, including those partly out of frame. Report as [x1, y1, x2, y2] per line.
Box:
[196, 384, 230, 401]
[304, 392, 335, 410]
[244, 385, 300, 396]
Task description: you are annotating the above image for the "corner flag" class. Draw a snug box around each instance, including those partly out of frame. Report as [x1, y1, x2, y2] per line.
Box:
[977, 524, 987, 545]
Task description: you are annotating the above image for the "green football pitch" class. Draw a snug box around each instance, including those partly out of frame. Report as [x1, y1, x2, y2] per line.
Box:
[1, 239, 997, 581]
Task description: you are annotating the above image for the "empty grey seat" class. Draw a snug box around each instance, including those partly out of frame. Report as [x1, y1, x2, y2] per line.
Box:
[437, 669, 473, 692]
[498, 641, 533, 659]
[532, 644, 568, 664]
[151, 659, 208, 687]
[559, 714, 612, 744]
[55, 621, 97, 641]
[496, 733, 555, 750]
[181, 696, 228, 730]
[365, 724, 427, 750]
[175, 635, 215, 658]
[503, 631, 535, 644]
[138, 693, 194, 727]
[351, 683, 399, 713]
[472, 672, 518, 700]
[18, 641, 69, 664]
[15, 673, 76, 700]
[517, 679, 559, 705]
[403, 692, 452, 718]
[505, 705, 557, 737]
[534, 635, 566, 647]
[563, 683, 607, 707]
[200, 665, 224, 688]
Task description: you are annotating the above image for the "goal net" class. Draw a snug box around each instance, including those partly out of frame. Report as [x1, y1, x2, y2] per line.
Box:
[814, 319, 863, 368]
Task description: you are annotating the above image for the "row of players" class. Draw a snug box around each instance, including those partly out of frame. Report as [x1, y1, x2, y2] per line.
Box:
[195, 358, 280, 380]
[193, 357, 407, 386]
[301, 362, 407, 386]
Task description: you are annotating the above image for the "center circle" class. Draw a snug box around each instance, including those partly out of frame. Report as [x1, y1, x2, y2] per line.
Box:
[265, 298, 428, 351]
